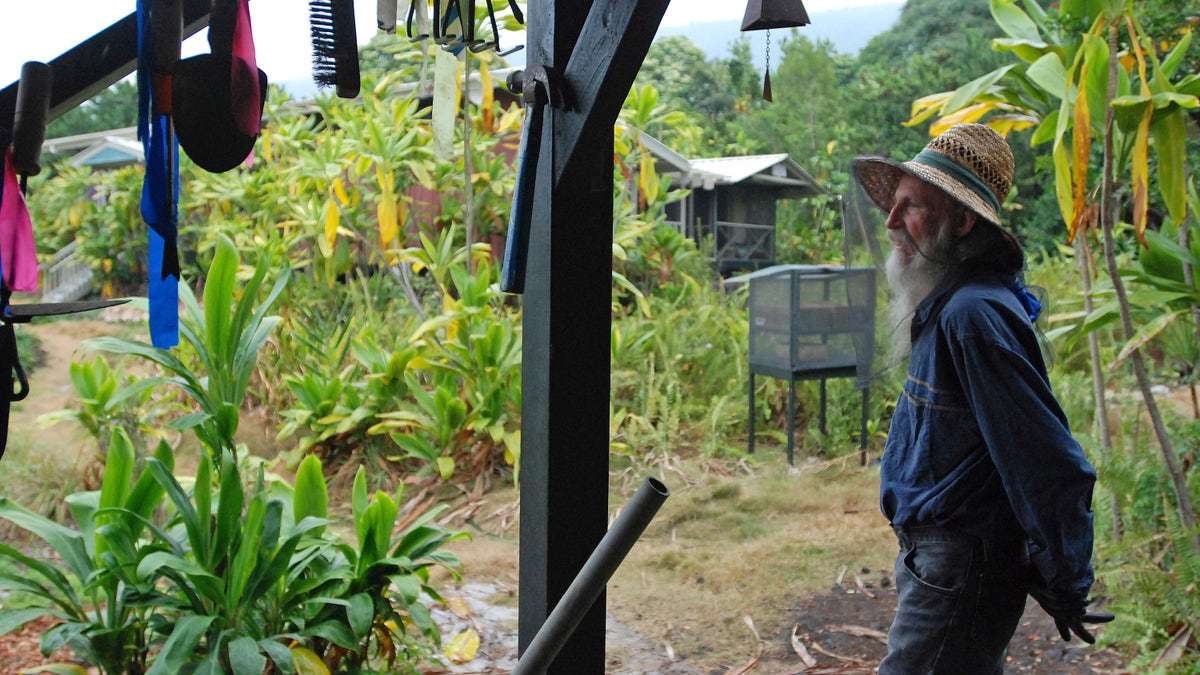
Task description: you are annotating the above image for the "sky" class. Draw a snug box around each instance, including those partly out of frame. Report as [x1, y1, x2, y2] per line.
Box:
[1, 0, 896, 90]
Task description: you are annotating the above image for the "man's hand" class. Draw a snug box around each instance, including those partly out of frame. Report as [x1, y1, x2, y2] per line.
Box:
[1028, 587, 1115, 644]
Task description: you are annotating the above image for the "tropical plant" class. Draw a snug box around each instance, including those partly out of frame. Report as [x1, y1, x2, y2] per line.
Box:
[304, 464, 469, 670]
[135, 448, 345, 674]
[84, 234, 287, 458]
[0, 430, 173, 674]
[0, 426, 466, 674]
[37, 355, 161, 458]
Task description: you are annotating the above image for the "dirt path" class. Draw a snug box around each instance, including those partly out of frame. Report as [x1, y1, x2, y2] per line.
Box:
[426, 488, 1130, 674]
[10, 318, 124, 429]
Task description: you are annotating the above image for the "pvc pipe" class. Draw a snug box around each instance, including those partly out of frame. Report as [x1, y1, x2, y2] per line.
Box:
[513, 476, 670, 674]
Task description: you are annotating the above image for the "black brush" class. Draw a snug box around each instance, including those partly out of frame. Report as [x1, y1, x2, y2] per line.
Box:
[309, 0, 360, 98]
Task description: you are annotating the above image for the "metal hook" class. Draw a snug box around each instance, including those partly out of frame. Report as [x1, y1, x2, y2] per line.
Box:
[405, 1, 430, 41]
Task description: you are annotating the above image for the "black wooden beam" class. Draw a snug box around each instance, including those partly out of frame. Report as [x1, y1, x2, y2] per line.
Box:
[0, 0, 212, 130]
[553, 0, 671, 189]
[518, 1, 670, 672]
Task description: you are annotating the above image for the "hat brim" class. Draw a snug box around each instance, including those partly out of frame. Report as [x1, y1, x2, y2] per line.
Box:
[851, 154, 1020, 250]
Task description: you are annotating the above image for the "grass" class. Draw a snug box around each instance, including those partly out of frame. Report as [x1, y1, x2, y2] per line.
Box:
[0, 428, 90, 531]
[604, 449, 894, 669]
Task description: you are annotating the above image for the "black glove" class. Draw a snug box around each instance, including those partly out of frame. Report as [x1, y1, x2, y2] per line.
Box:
[1027, 586, 1115, 644]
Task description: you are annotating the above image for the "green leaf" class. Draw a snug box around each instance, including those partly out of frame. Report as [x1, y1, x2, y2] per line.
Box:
[228, 635, 268, 675]
[301, 620, 359, 650]
[1151, 110, 1189, 223]
[137, 550, 217, 581]
[1027, 109, 1058, 146]
[1111, 94, 1151, 134]
[436, 456, 456, 480]
[228, 491, 266, 607]
[1080, 33, 1109, 132]
[294, 455, 329, 534]
[943, 65, 1017, 114]
[0, 499, 91, 583]
[991, 0, 1042, 41]
[214, 453, 244, 568]
[1113, 309, 1188, 368]
[259, 639, 296, 673]
[205, 235, 239, 362]
[146, 615, 216, 675]
[347, 592, 374, 639]
[1159, 29, 1192, 81]
[352, 467, 369, 549]
[992, 37, 1056, 64]
[1025, 52, 1067, 99]
[148, 458, 206, 564]
[16, 664, 89, 675]
[0, 608, 51, 636]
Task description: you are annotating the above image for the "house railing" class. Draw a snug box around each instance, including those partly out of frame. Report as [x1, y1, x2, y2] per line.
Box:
[39, 241, 94, 303]
[711, 220, 774, 272]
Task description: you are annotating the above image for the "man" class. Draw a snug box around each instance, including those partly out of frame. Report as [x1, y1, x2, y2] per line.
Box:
[851, 123, 1113, 673]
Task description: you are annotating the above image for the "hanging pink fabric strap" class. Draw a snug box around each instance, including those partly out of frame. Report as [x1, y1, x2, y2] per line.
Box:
[231, 0, 261, 140]
[1, 147, 38, 292]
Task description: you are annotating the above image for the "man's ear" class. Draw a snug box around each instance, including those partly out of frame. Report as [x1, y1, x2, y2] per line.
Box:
[956, 209, 977, 237]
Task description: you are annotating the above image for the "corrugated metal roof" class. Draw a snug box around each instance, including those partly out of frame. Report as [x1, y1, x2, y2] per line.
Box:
[689, 154, 792, 184]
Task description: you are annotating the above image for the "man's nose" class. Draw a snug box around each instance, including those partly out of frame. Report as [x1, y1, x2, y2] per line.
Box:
[886, 204, 903, 229]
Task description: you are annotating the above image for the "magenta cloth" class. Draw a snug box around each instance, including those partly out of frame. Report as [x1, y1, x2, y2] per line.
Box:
[230, 0, 261, 140]
[0, 147, 38, 292]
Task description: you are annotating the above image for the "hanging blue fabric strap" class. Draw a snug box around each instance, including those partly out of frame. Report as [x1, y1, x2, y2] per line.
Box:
[142, 115, 179, 349]
[138, 1, 179, 349]
[1006, 276, 1042, 323]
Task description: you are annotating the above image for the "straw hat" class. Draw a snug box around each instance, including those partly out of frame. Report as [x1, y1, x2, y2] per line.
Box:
[852, 123, 1015, 231]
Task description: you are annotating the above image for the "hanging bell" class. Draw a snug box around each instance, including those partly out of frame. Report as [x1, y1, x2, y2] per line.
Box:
[740, 0, 810, 31]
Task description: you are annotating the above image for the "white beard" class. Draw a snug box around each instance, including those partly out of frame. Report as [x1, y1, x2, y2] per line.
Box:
[885, 229, 953, 362]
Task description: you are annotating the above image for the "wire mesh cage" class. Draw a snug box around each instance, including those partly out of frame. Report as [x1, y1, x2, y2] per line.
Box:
[744, 265, 877, 464]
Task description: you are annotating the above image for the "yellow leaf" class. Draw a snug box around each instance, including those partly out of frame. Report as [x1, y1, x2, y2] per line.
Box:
[378, 195, 398, 262]
[504, 429, 521, 466]
[333, 178, 350, 206]
[1069, 66, 1091, 240]
[323, 198, 339, 256]
[1130, 103, 1152, 247]
[1052, 141, 1075, 238]
[445, 627, 481, 664]
[291, 646, 331, 675]
[904, 91, 953, 127]
[377, 169, 399, 263]
[986, 114, 1039, 137]
[930, 102, 995, 136]
[481, 59, 495, 131]
[261, 126, 273, 163]
[445, 595, 472, 620]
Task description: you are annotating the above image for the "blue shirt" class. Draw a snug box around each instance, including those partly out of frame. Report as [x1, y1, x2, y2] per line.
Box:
[880, 275, 1097, 600]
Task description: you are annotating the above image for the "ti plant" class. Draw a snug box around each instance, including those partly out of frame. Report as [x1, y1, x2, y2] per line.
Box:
[84, 234, 287, 460]
[0, 429, 173, 675]
[37, 355, 161, 459]
[0, 440, 467, 673]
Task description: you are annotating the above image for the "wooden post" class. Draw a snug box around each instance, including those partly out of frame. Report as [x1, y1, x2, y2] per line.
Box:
[518, 1, 669, 671]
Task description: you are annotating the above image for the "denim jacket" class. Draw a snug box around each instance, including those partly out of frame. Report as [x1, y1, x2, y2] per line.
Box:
[880, 275, 1097, 601]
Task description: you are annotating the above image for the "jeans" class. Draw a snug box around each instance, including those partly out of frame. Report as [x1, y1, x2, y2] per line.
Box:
[878, 526, 1031, 674]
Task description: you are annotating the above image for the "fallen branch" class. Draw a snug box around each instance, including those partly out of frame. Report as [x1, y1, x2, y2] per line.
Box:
[825, 624, 888, 645]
